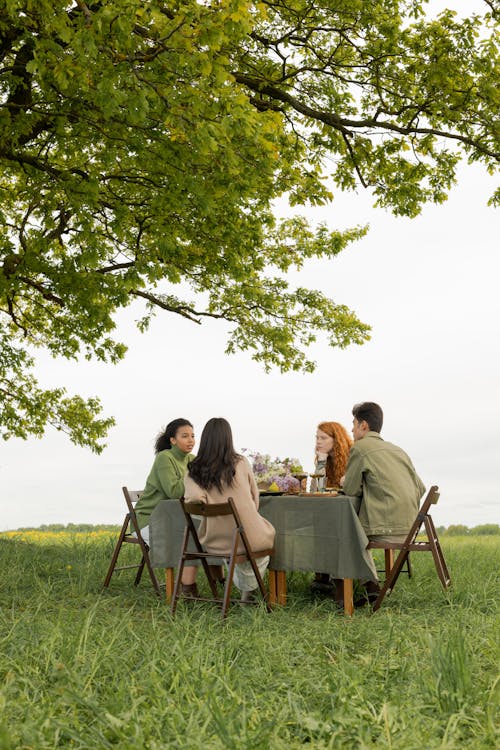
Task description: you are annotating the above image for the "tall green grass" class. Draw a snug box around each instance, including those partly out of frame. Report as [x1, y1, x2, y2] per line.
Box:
[0, 532, 498, 749]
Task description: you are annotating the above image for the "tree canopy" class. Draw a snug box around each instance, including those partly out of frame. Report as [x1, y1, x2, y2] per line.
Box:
[1, 0, 498, 451]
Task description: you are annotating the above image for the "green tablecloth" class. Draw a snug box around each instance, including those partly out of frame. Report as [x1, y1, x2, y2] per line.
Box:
[149, 494, 377, 582]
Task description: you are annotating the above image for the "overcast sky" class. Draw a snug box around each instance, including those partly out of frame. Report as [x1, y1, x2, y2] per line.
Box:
[1, 154, 498, 531]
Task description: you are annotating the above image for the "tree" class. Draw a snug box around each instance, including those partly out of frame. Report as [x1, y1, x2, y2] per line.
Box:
[1, 0, 498, 451]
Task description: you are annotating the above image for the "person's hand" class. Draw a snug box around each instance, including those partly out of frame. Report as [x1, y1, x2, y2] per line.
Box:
[316, 452, 328, 461]
[339, 474, 345, 486]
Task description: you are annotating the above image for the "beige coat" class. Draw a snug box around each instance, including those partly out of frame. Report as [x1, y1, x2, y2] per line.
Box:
[183, 456, 275, 555]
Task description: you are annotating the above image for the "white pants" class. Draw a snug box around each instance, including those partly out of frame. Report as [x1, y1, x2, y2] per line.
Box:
[229, 556, 270, 592]
[131, 526, 149, 544]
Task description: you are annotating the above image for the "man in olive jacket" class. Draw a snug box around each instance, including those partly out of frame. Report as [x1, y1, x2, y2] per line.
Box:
[342, 401, 425, 605]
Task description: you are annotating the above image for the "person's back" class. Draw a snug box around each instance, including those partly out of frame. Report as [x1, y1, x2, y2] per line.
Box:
[343, 430, 425, 537]
[185, 417, 275, 601]
[342, 402, 425, 539]
[185, 454, 275, 555]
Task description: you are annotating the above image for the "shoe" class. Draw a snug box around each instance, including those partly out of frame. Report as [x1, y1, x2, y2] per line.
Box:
[181, 583, 199, 598]
[310, 580, 335, 594]
[353, 585, 380, 608]
[240, 589, 257, 604]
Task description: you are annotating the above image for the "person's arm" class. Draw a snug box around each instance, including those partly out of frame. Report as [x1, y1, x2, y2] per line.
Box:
[183, 473, 207, 503]
[244, 457, 260, 508]
[310, 455, 327, 491]
[414, 470, 426, 500]
[341, 447, 364, 497]
[156, 451, 186, 499]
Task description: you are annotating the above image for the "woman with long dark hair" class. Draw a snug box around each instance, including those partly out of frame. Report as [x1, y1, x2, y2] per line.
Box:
[185, 417, 275, 601]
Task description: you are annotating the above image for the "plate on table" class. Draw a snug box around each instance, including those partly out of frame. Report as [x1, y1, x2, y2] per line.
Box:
[303, 491, 339, 497]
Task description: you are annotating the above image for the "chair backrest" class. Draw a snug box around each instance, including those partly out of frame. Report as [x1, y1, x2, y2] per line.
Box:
[122, 487, 142, 515]
[417, 485, 439, 516]
[183, 497, 247, 534]
[184, 499, 235, 518]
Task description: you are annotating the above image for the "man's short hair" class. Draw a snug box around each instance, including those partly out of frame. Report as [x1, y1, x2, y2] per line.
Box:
[352, 402, 383, 433]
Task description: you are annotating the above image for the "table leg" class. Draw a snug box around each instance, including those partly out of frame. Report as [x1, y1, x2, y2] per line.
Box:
[165, 567, 175, 602]
[268, 570, 277, 606]
[343, 578, 354, 616]
[277, 571, 287, 605]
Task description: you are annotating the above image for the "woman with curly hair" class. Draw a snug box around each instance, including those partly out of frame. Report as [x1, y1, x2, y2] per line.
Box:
[313, 421, 353, 489]
[311, 421, 353, 594]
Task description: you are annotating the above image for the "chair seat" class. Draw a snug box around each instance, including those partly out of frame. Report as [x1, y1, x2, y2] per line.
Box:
[183, 548, 274, 565]
[367, 539, 406, 550]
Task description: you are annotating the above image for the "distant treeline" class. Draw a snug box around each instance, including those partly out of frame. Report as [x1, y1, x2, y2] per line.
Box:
[6, 522, 500, 535]
[11, 523, 121, 533]
[435, 524, 500, 536]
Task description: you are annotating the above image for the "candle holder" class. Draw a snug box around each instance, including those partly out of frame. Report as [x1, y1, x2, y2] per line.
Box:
[292, 472, 308, 493]
[309, 472, 326, 493]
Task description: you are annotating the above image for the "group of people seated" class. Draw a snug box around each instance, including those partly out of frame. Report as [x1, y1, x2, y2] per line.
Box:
[133, 402, 425, 607]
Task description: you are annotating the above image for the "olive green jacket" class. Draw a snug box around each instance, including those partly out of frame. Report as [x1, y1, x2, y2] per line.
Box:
[342, 432, 425, 536]
[134, 445, 194, 530]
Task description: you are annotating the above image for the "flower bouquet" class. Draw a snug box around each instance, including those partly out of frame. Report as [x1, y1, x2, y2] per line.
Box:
[242, 450, 304, 493]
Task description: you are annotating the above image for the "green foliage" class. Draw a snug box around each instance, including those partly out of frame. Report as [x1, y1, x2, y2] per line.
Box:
[446, 524, 472, 536]
[0, 532, 499, 748]
[470, 524, 500, 536]
[1, 0, 498, 449]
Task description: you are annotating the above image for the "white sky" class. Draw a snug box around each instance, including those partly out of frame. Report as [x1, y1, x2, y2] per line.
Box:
[1, 159, 498, 531]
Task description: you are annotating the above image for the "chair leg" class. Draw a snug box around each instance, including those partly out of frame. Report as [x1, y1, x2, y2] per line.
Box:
[222, 538, 239, 619]
[372, 549, 410, 612]
[200, 556, 220, 599]
[142, 547, 161, 596]
[102, 516, 130, 588]
[246, 554, 272, 612]
[134, 556, 146, 586]
[425, 517, 451, 589]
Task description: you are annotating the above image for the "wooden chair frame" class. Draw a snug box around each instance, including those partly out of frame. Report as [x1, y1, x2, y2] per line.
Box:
[170, 497, 274, 619]
[372, 485, 451, 612]
[367, 542, 412, 579]
[102, 487, 161, 596]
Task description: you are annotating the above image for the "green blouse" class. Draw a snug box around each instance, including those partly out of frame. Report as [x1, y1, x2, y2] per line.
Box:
[134, 445, 194, 530]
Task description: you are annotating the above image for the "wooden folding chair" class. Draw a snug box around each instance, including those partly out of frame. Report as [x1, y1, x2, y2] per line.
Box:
[170, 497, 274, 619]
[367, 541, 412, 579]
[102, 487, 161, 596]
[372, 485, 451, 612]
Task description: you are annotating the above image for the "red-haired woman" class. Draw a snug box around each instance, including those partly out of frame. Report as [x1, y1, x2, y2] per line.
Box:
[311, 421, 353, 593]
[313, 421, 352, 490]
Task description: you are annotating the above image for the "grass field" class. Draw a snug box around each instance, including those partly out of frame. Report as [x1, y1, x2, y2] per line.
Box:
[0, 531, 498, 749]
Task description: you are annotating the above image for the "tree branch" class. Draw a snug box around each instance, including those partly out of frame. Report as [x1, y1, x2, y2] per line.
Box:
[130, 289, 230, 323]
[233, 73, 500, 161]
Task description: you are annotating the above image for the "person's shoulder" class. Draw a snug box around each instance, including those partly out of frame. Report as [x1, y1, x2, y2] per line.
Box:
[353, 432, 382, 451]
[155, 449, 175, 465]
[235, 454, 250, 472]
